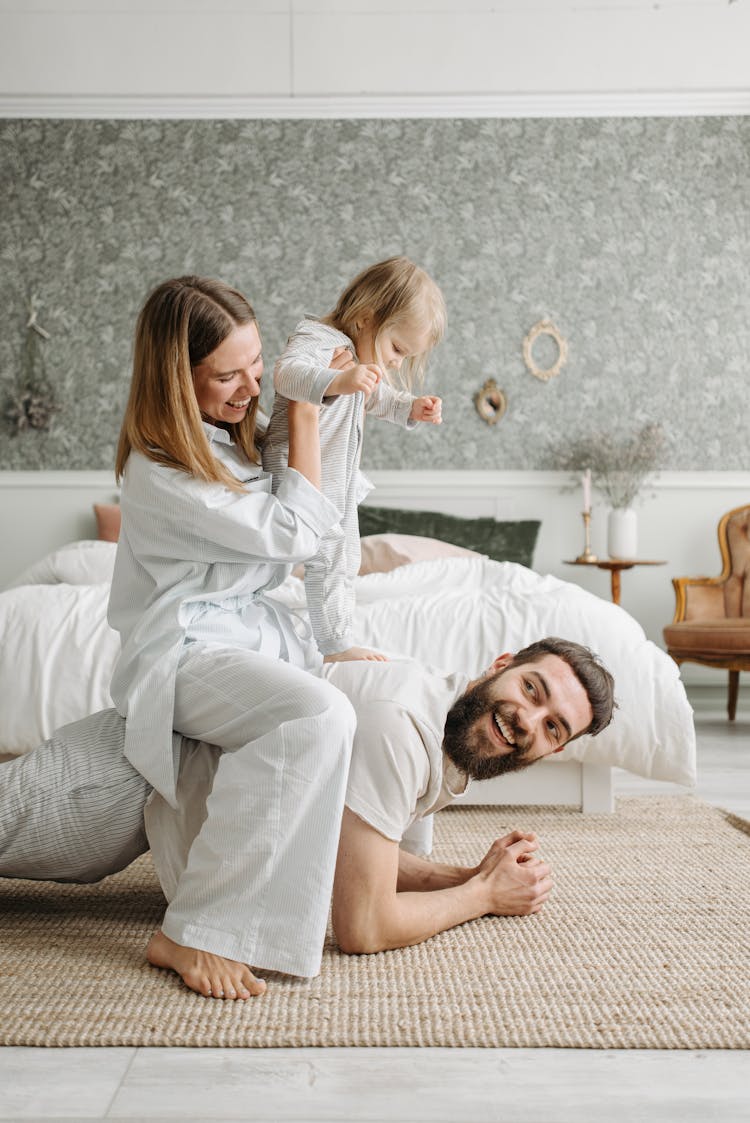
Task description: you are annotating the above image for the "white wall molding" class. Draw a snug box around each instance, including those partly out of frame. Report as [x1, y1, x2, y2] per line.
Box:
[364, 470, 750, 495]
[2, 90, 749, 120]
[0, 470, 117, 489]
[2, 468, 750, 492]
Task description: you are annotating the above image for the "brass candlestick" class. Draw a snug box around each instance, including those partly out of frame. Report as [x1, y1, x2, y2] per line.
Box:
[576, 511, 598, 563]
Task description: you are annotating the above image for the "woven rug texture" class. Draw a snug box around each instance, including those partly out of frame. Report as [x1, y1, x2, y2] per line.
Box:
[1, 796, 749, 1049]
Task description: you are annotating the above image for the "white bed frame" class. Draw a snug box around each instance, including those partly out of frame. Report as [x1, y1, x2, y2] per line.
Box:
[0, 468, 614, 812]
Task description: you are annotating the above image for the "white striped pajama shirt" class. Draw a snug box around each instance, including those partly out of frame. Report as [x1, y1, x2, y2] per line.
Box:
[262, 318, 417, 655]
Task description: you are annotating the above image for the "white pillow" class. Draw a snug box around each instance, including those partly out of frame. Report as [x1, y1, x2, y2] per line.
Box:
[8, 540, 117, 589]
[0, 582, 119, 755]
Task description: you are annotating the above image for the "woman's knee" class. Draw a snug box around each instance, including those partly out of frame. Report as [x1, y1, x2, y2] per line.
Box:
[296, 675, 356, 736]
[326, 682, 357, 740]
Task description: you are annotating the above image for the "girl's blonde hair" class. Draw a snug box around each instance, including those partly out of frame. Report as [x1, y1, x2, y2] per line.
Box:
[323, 256, 446, 390]
[115, 276, 260, 492]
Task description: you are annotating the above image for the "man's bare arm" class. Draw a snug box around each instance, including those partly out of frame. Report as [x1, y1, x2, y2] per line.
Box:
[396, 828, 538, 892]
[332, 808, 552, 955]
[396, 847, 469, 892]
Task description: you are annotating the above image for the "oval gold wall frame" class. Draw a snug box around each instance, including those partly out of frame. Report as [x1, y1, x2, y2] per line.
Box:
[473, 378, 507, 426]
[522, 319, 568, 382]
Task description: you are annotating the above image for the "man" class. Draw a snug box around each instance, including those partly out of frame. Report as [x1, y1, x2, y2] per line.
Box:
[0, 636, 614, 989]
[327, 636, 614, 955]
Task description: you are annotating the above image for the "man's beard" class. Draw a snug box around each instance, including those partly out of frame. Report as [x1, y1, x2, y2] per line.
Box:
[442, 675, 534, 781]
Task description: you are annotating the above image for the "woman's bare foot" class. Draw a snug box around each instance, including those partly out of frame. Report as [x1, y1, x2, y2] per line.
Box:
[146, 929, 266, 999]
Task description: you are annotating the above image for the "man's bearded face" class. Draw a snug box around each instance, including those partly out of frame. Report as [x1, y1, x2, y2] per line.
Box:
[443, 674, 536, 780]
[442, 655, 592, 782]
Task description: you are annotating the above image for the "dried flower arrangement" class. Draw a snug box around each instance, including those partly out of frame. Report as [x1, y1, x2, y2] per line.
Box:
[4, 295, 58, 435]
[550, 423, 667, 509]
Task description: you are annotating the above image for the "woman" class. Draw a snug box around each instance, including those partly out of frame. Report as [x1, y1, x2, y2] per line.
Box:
[108, 276, 356, 1000]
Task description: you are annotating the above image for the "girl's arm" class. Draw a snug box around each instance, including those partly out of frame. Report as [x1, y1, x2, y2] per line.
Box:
[274, 322, 355, 404]
[364, 380, 418, 428]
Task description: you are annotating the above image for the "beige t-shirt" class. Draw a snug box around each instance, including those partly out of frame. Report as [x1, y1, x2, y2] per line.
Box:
[323, 658, 472, 841]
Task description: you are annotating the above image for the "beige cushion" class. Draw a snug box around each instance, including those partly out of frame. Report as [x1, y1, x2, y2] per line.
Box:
[292, 533, 482, 581]
[359, 533, 481, 575]
[664, 617, 750, 656]
[94, 503, 121, 543]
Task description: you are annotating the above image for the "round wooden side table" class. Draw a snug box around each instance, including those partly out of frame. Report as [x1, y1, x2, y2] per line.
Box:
[563, 558, 666, 605]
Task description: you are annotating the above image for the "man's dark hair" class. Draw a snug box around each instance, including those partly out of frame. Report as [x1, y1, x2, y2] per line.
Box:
[510, 637, 616, 739]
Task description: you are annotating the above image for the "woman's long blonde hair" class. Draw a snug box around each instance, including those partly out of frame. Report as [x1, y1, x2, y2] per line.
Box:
[322, 256, 446, 391]
[115, 276, 260, 492]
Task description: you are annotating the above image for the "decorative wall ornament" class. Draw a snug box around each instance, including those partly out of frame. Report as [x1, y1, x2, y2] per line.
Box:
[473, 379, 507, 426]
[4, 295, 58, 436]
[522, 319, 568, 382]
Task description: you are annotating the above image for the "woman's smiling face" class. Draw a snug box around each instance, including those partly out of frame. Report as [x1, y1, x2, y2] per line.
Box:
[192, 321, 263, 427]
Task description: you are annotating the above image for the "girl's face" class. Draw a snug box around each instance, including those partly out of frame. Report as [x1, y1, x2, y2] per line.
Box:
[355, 317, 432, 372]
[192, 321, 263, 427]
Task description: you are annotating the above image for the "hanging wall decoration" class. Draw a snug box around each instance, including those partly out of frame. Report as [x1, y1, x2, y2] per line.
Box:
[4, 295, 58, 435]
[522, 319, 568, 382]
[473, 378, 507, 426]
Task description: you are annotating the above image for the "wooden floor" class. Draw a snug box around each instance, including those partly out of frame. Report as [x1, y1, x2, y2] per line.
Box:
[1, 699, 749, 1123]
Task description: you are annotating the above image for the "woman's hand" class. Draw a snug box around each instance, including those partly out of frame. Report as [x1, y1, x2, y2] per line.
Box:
[330, 346, 356, 369]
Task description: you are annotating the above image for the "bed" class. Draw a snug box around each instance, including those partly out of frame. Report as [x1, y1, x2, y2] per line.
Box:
[0, 527, 696, 814]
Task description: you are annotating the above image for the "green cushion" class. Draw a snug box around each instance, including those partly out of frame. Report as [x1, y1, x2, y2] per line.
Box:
[357, 505, 540, 569]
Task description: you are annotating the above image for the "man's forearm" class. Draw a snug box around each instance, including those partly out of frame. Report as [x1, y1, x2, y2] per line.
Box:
[397, 848, 474, 892]
[333, 810, 550, 957]
[347, 879, 492, 954]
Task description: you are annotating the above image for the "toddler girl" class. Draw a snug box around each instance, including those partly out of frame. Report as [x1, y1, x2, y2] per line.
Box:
[263, 256, 446, 662]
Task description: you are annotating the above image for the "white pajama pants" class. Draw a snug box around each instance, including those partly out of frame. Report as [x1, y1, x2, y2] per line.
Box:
[147, 642, 356, 979]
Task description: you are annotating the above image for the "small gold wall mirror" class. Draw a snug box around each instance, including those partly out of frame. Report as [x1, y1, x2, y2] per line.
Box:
[474, 379, 507, 426]
[522, 319, 568, 382]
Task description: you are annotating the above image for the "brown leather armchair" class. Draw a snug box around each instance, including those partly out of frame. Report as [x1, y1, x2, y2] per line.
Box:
[663, 504, 750, 720]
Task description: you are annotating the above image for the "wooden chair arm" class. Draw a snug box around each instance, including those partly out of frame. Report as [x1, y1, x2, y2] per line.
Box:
[671, 575, 727, 623]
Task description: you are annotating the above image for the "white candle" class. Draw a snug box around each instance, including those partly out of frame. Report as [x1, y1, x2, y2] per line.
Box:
[582, 468, 591, 513]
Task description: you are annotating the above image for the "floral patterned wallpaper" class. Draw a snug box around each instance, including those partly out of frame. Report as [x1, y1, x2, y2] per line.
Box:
[0, 117, 748, 471]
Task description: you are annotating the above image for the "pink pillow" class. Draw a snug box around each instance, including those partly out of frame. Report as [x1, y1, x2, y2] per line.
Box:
[358, 533, 481, 575]
[291, 534, 479, 580]
[94, 503, 121, 543]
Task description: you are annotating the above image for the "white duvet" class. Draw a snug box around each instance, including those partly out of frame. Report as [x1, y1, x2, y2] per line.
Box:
[0, 540, 696, 785]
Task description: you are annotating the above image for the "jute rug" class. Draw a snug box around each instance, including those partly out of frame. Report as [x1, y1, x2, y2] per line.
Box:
[1, 796, 749, 1049]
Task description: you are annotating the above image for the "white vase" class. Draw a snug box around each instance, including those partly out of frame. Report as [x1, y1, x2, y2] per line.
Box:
[607, 507, 638, 559]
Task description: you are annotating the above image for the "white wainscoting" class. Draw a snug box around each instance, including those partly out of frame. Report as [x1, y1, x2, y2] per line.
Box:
[2, 468, 749, 691]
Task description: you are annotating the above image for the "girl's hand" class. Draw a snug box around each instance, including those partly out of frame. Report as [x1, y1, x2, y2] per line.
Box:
[409, 395, 442, 424]
[326, 363, 382, 399]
